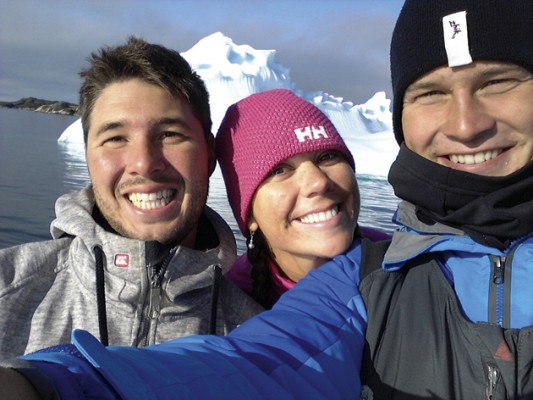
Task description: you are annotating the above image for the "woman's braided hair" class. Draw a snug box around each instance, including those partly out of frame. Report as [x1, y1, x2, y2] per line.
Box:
[247, 229, 276, 309]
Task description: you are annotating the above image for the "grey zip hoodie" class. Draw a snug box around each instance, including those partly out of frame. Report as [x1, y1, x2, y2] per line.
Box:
[0, 187, 263, 360]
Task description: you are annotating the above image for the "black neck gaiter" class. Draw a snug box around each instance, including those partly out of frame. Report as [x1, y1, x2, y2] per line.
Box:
[388, 144, 533, 250]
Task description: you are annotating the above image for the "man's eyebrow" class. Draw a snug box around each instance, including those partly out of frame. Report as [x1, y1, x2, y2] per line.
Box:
[476, 63, 527, 76]
[94, 117, 192, 137]
[94, 121, 123, 137]
[404, 80, 440, 94]
[157, 117, 191, 130]
[406, 64, 527, 95]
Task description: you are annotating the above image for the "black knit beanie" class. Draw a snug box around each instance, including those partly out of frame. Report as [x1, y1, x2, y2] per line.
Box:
[390, 0, 533, 144]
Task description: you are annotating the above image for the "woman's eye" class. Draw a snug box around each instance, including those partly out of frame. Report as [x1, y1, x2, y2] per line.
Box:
[270, 166, 288, 176]
[318, 151, 342, 164]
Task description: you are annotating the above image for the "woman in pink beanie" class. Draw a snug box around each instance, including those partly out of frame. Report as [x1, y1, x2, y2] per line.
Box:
[217, 89, 389, 308]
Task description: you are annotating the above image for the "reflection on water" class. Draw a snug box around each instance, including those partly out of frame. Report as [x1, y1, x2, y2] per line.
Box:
[208, 166, 246, 252]
[58, 142, 90, 191]
[0, 108, 399, 250]
[0, 109, 79, 248]
[357, 174, 398, 234]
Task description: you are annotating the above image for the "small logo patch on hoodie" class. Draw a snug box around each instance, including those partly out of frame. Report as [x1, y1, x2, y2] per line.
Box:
[114, 254, 130, 267]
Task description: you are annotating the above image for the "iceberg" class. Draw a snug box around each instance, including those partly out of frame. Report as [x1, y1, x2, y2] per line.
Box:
[58, 117, 83, 145]
[58, 32, 398, 177]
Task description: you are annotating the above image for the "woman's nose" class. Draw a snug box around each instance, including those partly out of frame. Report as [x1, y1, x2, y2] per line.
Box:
[298, 163, 330, 197]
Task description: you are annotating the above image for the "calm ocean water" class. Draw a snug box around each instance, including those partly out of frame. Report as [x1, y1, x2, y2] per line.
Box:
[0, 108, 399, 251]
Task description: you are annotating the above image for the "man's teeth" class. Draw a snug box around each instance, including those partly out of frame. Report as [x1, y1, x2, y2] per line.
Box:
[128, 190, 174, 210]
[449, 149, 502, 165]
[299, 206, 338, 224]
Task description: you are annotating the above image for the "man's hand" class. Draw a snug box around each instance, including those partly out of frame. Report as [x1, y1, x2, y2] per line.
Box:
[0, 368, 41, 399]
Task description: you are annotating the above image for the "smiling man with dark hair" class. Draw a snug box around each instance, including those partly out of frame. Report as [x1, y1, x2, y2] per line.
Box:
[0, 37, 262, 361]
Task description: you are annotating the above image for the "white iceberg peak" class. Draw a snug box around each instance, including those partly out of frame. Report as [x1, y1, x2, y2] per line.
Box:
[182, 32, 291, 84]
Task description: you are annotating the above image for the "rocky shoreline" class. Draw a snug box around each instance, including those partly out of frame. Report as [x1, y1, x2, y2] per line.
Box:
[0, 97, 78, 116]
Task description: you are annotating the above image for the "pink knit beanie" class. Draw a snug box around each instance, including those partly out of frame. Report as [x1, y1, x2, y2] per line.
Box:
[216, 89, 355, 236]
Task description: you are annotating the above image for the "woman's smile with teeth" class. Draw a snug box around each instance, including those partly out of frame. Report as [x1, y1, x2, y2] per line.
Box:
[448, 149, 503, 165]
[128, 189, 175, 210]
[298, 206, 339, 224]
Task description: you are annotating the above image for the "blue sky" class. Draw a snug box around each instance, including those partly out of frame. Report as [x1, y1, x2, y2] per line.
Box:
[0, 0, 404, 105]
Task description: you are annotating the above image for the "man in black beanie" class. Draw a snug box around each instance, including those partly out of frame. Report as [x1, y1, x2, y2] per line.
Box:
[362, 0, 533, 397]
[1, 1, 532, 398]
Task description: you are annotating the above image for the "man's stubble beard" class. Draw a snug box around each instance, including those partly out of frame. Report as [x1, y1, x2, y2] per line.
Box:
[91, 178, 209, 246]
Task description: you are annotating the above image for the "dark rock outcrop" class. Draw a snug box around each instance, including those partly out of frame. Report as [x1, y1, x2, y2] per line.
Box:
[0, 97, 78, 115]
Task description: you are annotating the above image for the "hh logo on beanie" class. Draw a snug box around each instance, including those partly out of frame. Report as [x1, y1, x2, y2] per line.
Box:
[294, 125, 329, 143]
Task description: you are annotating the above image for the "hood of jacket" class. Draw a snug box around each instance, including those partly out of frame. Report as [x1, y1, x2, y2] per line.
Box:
[382, 200, 507, 272]
[49, 187, 237, 311]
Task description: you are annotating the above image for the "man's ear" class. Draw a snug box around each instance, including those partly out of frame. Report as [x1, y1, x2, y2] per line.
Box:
[206, 133, 216, 176]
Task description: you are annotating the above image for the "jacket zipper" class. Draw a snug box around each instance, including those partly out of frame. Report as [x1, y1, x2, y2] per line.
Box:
[148, 247, 177, 319]
[491, 256, 506, 326]
[149, 266, 164, 318]
[485, 361, 500, 400]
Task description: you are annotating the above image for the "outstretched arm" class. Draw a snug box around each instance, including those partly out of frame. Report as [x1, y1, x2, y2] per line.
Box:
[20, 243, 368, 399]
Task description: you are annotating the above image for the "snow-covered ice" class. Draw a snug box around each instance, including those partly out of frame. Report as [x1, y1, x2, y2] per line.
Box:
[58, 32, 399, 177]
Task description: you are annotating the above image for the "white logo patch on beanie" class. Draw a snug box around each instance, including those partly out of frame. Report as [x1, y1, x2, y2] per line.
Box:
[294, 125, 329, 143]
[442, 11, 473, 67]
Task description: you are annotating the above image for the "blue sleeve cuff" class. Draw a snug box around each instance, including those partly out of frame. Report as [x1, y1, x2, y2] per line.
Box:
[21, 343, 119, 399]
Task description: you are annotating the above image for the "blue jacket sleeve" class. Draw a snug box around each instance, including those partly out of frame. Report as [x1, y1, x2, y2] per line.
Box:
[21, 243, 368, 399]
